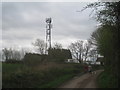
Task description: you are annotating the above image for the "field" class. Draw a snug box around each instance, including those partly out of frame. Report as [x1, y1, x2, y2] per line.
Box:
[2, 63, 24, 73]
[2, 62, 84, 88]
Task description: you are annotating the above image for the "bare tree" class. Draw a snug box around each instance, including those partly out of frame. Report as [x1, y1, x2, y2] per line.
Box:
[2, 48, 9, 61]
[20, 48, 26, 60]
[83, 40, 92, 62]
[76, 40, 84, 62]
[53, 42, 62, 49]
[68, 43, 78, 59]
[32, 39, 46, 54]
[68, 40, 84, 63]
[89, 49, 98, 62]
[2, 48, 25, 61]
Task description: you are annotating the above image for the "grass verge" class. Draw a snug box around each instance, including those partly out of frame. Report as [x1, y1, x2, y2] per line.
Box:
[97, 71, 118, 88]
[40, 74, 74, 88]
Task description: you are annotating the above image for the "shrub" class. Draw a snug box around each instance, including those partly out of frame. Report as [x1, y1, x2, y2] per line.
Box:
[24, 53, 47, 66]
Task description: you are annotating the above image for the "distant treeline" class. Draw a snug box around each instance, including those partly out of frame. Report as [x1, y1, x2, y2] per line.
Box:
[2, 48, 72, 65]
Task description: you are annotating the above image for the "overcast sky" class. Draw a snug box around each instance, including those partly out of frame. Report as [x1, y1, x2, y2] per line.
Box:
[1, 2, 98, 51]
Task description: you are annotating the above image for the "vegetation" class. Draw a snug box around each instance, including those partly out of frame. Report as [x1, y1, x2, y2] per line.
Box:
[40, 74, 74, 88]
[2, 62, 84, 88]
[23, 53, 47, 66]
[48, 48, 72, 62]
[97, 71, 118, 88]
[32, 39, 46, 54]
[2, 48, 26, 61]
[68, 40, 91, 63]
[2, 39, 75, 88]
[84, 2, 119, 88]
[2, 63, 24, 74]
[2, 2, 119, 88]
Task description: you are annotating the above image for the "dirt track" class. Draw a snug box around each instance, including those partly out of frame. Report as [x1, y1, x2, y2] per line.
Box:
[58, 70, 103, 88]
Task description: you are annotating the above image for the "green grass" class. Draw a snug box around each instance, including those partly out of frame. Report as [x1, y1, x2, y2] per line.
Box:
[2, 62, 105, 88]
[97, 71, 118, 88]
[40, 74, 74, 88]
[2, 63, 24, 73]
[2, 62, 83, 88]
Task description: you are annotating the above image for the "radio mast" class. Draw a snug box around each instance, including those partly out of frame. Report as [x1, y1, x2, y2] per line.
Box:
[45, 18, 52, 54]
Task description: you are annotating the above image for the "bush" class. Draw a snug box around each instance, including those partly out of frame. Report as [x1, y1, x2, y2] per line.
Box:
[24, 53, 47, 66]
[48, 48, 72, 62]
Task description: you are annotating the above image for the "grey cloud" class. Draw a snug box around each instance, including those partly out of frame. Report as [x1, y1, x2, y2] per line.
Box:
[2, 3, 48, 30]
[2, 2, 97, 48]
